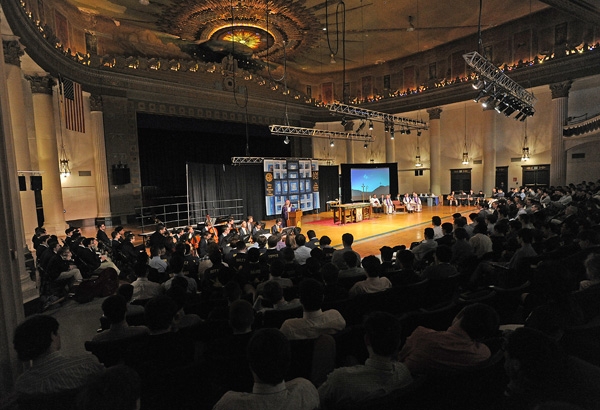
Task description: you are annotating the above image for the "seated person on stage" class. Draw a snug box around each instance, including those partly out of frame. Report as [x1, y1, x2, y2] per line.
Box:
[447, 191, 459, 206]
[213, 328, 319, 410]
[383, 194, 394, 214]
[398, 303, 499, 375]
[402, 193, 414, 213]
[280, 278, 346, 340]
[318, 312, 413, 409]
[92, 295, 149, 342]
[349, 255, 392, 297]
[370, 194, 383, 213]
[12, 315, 104, 395]
[411, 192, 423, 213]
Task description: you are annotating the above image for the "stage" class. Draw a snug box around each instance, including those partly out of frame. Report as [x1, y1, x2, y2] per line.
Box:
[295, 204, 477, 258]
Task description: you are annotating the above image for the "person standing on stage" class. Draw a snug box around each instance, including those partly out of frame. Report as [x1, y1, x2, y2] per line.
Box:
[281, 199, 296, 227]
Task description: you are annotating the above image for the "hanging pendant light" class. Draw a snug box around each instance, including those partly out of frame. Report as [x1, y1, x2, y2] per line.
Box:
[462, 104, 469, 165]
[521, 121, 530, 161]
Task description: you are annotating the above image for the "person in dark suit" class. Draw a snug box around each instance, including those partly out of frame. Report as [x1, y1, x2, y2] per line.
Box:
[271, 218, 284, 234]
[96, 222, 111, 249]
[281, 199, 295, 227]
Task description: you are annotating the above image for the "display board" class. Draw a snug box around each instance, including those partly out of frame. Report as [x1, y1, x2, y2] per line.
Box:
[264, 159, 320, 216]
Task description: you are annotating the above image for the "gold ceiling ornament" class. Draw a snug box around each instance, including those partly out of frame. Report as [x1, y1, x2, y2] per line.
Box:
[157, 0, 320, 62]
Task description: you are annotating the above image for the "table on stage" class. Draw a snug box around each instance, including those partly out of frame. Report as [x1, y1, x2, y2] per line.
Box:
[331, 203, 373, 224]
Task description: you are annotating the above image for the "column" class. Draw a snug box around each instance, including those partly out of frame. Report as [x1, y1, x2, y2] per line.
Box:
[549, 81, 571, 187]
[27, 75, 67, 235]
[0, 27, 26, 396]
[427, 108, 442, 196]
[481, 105, 497, 195]
[89, 95, 111, 220]
[3, 39, 37, 243]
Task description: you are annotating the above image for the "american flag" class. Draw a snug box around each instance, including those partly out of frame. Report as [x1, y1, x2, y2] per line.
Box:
[61, 77, 85, 133]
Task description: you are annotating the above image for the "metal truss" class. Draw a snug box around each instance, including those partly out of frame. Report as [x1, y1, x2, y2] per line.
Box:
[463, 51, 537, 106]
[231, 157, 264, 165]
[268, 124, 373, 141]
[327, 103, 429, 129]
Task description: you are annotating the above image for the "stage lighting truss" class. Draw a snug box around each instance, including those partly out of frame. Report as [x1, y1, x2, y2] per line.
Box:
[463, 51, 537, 120]
[327, 103, 428, 132]
[269, 124, 374, 142]
[231, 156, 328, 165]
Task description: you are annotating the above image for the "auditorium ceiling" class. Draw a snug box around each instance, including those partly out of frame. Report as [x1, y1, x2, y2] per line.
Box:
[47, 0, 587, 76]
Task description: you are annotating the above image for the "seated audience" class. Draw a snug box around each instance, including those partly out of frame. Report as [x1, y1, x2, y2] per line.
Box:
[318, 312, 412, 409]
[253, 281, 301, 312]
[321, 263, 349, 302]
[398, 303, 499, 375]
[12, 315, 104, 395]
[162, 254, 197, 294]
[410, 227, 438, 262]
[93, 295, 149, 342]
[420, 246, 458, 280]
[280, 278, 346, 340]
[390, 250, 421, 287]
[349, 255, 392, 297]
[338, 251, 367, 278]
[130, 264, 162, 302]
[256, 259, 294, 294]
[75, 365, 141, 410]
[213, 328, 319, 410]
[331, 233, 361, 270]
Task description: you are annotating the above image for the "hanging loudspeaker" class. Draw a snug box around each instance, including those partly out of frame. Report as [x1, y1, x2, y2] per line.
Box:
[30, 175, 43, 191]
[19, 176, 26, 191]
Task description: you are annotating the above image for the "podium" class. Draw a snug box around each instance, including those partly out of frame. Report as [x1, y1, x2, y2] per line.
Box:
[288, 210, 302, 228]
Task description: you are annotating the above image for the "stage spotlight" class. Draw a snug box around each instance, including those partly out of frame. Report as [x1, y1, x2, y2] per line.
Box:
[363, 142, 368, 149]
[283, 136, 290, 144]
[329, 139, 334, 147]
[368, 119, 374, 130]
[406, 129, 411, 135]
[356, 120, 366, 133]
[472, 80, 484, 90]
[341, 117, 348, 126]
[417, 130, 422, 136]
[390, 129, 395, 140]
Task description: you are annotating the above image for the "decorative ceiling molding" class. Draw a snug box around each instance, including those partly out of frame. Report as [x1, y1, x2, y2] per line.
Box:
[539, 0, 600, 26]
[157, 0, 320, 62]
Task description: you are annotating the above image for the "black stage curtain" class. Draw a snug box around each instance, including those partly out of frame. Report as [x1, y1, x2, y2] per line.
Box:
[318, 166, 340, 211]
[187, 162, 265, 222]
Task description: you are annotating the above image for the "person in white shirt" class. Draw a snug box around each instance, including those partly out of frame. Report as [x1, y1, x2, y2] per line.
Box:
[280, 278, 346, 340]
[131, 264, 163, 302]
[213, 328, 319, 410]
[349, 255, 392, 297]
[370, 194, 383, 213]
[148, 245, 167, 273]
[318, 312, 413, 409]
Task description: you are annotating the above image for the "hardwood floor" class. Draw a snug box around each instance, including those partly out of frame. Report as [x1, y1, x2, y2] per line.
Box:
[295, 204, 477, 257]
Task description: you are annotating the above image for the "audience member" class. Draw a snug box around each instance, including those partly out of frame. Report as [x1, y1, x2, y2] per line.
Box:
[399, 303, 499, 375]
[318, 311, 412, 409]
[331, 233, 361, 270]
[280, 278, 346, 340]
[349, 255, 392, 297]
[420, 245, 458, 280]
[13, 315, 104, 395]
[213, 328, 319, 410]
[93, 295, 149, 342]
[130, 264, 162, 302]
[75, 365, 140, 410]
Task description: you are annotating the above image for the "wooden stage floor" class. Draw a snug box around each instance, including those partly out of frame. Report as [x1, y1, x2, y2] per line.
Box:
[297, 204, 478, 257]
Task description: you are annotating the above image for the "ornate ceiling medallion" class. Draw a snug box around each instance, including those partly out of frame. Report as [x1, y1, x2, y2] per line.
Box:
[157, 0, 320, 62]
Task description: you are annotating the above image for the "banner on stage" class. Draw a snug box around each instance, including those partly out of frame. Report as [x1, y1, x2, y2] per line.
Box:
[264, 159, 320, 216]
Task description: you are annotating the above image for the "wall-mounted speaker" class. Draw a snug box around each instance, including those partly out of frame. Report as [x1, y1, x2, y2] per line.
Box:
[30, 175, 43, 191]
[112, 165, 131, 185]
[19, 175, 26, 191]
